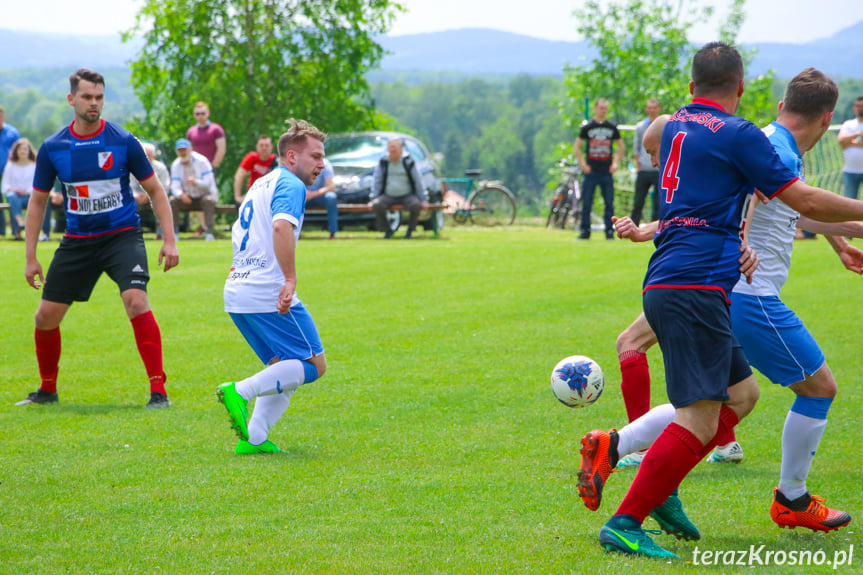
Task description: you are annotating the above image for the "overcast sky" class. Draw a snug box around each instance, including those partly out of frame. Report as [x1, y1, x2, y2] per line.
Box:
[4, 0, 862, 45]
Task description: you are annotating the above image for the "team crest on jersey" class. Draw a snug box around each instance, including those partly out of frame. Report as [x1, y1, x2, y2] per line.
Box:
[98, 151, 113, 170]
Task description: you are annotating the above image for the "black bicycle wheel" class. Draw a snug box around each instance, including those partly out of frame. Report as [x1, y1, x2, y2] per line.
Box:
[468, 185, 516, 226]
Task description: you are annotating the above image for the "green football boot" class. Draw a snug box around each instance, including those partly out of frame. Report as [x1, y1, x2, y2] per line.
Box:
[599, 515, 680, 559]
[216, 382, 249, 441]
[649, 493, 701, 541]
[236, 440, 282, 455]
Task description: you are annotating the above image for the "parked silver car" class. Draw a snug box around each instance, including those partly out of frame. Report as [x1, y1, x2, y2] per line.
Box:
[304, 131, 443, 232]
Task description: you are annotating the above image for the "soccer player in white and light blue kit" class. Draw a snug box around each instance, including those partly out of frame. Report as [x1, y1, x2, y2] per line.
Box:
[217, 119, 328, 454]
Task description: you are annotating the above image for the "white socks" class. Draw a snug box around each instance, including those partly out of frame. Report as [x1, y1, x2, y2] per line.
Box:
[248, 392, 294, 445]
[236, 359, 307, 446]
[235, 359, 306, 400]
[779, 410, 827, 501]
[616, 403, 675, 458]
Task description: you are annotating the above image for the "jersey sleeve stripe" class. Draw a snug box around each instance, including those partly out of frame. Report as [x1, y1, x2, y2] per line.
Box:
[770, 176, 800, 199]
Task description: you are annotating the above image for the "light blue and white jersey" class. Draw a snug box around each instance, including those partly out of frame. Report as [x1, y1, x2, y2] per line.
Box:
[224, 166, 307, 313]
[733, 122, 803, 297]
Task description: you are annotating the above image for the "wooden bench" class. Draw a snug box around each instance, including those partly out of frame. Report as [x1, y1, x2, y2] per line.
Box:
[214, 202, 448, 236]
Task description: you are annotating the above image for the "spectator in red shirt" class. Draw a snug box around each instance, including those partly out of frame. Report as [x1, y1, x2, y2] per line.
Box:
[233, 135, 277, 205]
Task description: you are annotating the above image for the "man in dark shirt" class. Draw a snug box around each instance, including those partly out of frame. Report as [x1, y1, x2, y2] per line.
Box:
[574, 98, 624, 239]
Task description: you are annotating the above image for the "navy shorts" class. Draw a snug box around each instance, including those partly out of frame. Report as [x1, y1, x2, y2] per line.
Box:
[43, 227, 149, 304]
[643, 287, 752, 408]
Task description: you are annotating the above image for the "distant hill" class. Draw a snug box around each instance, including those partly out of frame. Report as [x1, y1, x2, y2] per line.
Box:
[1, 23, 862, 79]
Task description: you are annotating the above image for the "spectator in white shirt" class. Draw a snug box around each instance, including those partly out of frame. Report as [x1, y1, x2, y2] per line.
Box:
[1, 138, 36, 240]
[169, 138, 218, 241]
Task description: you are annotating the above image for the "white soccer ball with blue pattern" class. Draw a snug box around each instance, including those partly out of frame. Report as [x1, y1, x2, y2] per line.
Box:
[550, 355, 604, 408]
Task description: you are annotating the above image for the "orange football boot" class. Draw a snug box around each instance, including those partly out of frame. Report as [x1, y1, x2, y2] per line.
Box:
[770, 488, 851, 532]
[577, 429, 617, 511]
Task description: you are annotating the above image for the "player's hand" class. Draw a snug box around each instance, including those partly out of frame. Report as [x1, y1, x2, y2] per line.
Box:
[739, 243, 759, 284]
[838, 243, 863, 274]
[25, 259, 44, 289]
[753, 189, 769, 204]
[612, 215, 651, 243]
[277, 281, 295, 315]
[158, 242, 180, 272]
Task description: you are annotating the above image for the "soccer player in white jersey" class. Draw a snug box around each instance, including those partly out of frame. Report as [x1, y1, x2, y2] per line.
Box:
[580, 69, 857, 536]
[217, 119, 327, 454]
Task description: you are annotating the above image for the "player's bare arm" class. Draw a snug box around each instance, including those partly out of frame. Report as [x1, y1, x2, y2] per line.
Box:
[273, 219, 297, 314]
[781, 180, 863, 222]
[141, 175, 179, 272]
[611, 215, 656, 242]
[23, 189, 51, 289]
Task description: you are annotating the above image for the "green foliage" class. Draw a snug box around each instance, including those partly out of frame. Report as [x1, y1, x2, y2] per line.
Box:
[1, 230, 861, 573]
[561, 0, 775, 126]
[370, 75, 567, 211]
[123, 0, 402, 198]
[0, 68, 142, 147]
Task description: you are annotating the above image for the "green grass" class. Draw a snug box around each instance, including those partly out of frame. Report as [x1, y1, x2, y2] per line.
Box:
[0, 226, 860, 574]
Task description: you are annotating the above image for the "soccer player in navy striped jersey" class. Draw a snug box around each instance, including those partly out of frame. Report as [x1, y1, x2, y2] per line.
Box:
[19, 69, 179, 408]
[581, 44, 863, 559]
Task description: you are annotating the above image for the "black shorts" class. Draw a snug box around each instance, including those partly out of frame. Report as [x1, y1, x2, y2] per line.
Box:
[43, 227, 150, 304]
[643, 287, 752, 408]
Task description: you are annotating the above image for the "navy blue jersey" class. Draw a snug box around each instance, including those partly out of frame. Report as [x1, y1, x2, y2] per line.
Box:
[34, 120, 154, 237]
[643, 99, 798, 297]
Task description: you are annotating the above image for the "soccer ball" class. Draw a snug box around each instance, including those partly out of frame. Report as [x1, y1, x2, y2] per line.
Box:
[550, 355, 604, 408]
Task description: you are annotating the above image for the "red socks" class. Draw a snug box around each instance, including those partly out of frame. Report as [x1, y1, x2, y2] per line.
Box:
[616, 405, 740, 522]
[619, 350, 651, 422]
[130, 311, 166, 395]
[35, 327, 61, 394]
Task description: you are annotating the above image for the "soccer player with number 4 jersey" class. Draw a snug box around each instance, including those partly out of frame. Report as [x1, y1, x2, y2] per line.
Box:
[217, 119, 328, 455]
[19, 68, 179, 409]
[582, 44, 863, 559]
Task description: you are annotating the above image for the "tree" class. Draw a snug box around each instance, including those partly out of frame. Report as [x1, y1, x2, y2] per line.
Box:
[561, 0, 775, 127]
[124, 0, 401, 196]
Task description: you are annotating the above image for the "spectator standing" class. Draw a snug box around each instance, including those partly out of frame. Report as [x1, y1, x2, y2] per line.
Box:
[170, 138, 218, 241]
[233, 135, 276, 205]
[0, 105, 22, 237]
[574, 98, 624, 240]
[19, 68, 179, 408]
[838, 97, 863, 200]
[1, 138, 36, 240]
[186, 101, 226, 172]
[306, 158, 338, 239]
[631, 98, 662, 225]
[370, 138, 428, 239]
[217, 119, 327, 455]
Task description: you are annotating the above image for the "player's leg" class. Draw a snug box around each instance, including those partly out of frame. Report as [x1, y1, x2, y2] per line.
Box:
[18, 238, 102, 406]
[221, 306, 325, 448]
[599, 290, 751, 557]
[616, 313, 656, 422]
[105, 229, 169, 407]
[771, 363, 850, 531]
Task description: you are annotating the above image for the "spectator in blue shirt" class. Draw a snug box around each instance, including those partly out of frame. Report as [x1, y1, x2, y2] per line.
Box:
[306, 158, 338, 239]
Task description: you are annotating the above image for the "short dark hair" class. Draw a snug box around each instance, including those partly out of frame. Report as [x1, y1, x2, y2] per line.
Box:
[856, 96, 863, 103]
[782, 68, 838, 121]
[278, 118, 326, 158]
[691, 42, 744, 97]
[257, 135, 272, 142]
[69, 68, 105, 95]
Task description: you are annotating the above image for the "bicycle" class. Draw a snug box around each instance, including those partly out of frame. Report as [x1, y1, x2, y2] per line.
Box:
[546, 160, 581, 230]
[440, 169, 516, 226]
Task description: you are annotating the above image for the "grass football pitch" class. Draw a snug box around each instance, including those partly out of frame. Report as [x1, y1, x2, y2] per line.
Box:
[0, 226, 860, 574]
